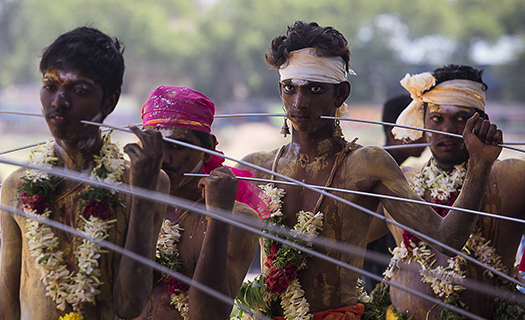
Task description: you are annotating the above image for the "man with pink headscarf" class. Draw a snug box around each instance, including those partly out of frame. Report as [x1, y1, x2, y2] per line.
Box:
[134, 86, 263, 320]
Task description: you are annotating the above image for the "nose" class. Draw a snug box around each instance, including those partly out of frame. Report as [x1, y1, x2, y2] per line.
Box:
[51, 89, 70, 109]
[441, 120, 460, 134]
[292, 89, 309, 109]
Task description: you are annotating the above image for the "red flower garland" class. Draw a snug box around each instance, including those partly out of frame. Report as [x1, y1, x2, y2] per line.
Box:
[264, 245, 298, 293]
[81, 200, 112, 220]
[20, 191, 51, 215]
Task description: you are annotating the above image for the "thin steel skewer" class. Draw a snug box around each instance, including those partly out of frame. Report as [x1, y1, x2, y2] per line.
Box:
[184, 173, 525, 225]
[381, 142, 430, 150]
[321, 115, 525, 153]
[80, 119, 522, 289]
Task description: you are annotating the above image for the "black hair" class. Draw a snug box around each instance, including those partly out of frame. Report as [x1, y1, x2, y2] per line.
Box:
[40, 26, 125, 102]
[265, 21, 351, 72]
[431, 64, 487, 91]
[424, 64, 487, 118]
[382, 94, 412, 135]
[192, 129, 212, 149]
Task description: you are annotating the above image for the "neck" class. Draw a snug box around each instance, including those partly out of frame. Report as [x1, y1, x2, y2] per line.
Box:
[54, 134, 103, 172]
[290, 129, 343, 159]
[432, 158, 462, 172]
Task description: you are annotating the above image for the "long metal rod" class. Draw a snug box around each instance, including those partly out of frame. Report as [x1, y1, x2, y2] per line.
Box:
[321, 115, 525, 153]
[184, 173, 525, 225]
[381, 142, 430, 150]
[2, 110, 524, 147]
[212, 112, 525, 146]
[81, 120, 522, 289]
[0, 161, 501, 320]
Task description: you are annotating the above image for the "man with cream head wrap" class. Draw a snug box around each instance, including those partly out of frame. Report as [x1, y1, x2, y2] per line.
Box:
[370, 65, 525, 320]
[237, 22, 503, 320]
[134, 86, 264, 320]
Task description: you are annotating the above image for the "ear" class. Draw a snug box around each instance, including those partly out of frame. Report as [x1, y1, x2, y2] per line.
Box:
[335, 81, 351, 107]
[102, 90, 121, 118]
[203, 134, 217, 163]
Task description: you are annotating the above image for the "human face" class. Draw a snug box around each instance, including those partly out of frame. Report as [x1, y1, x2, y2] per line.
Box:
[40, 68, 107, 142]
[158, 127, 207, 193]
[424, 103, 479, 168]
[280, 79, 340, 134]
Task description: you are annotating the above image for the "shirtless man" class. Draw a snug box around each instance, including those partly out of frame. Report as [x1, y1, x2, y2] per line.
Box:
[0, 27, 169, 320]
[238, 21, 502, 319]
[136, 86, 261, 319]
[378, 65, 525, 319]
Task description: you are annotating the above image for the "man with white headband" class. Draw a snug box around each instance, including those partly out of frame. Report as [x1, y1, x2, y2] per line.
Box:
[374, 65, 525, 319]
[236, 22, 503, 320]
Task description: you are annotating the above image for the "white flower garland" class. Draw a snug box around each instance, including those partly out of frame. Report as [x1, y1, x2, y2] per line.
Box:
[22, 134, 125, 315]
[384, 158, 506, 300]
[410, 159, 466, 201]
[155, 219, 189, 319]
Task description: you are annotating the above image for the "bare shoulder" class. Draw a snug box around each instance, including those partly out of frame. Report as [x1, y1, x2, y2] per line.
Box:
[491, 158, 525, 190]
[237, 149, 280, 174]
[345, 145, 401, 174]
[1, 167, 27, 205]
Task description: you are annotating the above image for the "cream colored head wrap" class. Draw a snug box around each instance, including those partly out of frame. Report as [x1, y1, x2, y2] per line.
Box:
[278, 47, 356, 84]
[392, 72, 486, 141]
[279, 47, 354, 119]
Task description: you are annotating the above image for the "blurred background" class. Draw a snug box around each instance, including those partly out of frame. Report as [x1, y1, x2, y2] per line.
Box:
[0, 0, 524, 178]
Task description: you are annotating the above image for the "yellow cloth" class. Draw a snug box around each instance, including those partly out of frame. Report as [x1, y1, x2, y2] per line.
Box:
[392, 73, 486, 141]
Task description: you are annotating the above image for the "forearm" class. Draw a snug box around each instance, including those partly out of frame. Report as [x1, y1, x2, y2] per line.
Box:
[114, 196, 164, 318]
[189, 217, 233, 319]
[438, 161, 492, 252]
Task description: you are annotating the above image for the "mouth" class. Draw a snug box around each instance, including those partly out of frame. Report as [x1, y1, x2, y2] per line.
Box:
[290, 114, 312, 121]
[47, 112, 70, 124]
[435, 138, 464, 150]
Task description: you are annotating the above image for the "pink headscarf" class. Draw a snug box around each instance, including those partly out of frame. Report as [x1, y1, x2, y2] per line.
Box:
[142, 86, 269, 219]
[142, 86, 214, 133]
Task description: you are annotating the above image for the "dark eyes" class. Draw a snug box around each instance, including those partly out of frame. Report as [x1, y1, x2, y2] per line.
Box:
[430, 116, 468, 122]
[282, 85, 325, 94]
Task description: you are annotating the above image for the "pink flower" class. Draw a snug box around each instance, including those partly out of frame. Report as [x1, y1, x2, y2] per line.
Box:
[82, 201, 111, 220]
[20, 192, 51, 215]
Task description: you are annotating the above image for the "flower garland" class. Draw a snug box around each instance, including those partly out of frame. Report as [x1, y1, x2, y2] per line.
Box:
[155, 218, 190, 319]
[384, 158, 514, 319]
[234, 184, 323, 320]
[19, 132, 125, 319]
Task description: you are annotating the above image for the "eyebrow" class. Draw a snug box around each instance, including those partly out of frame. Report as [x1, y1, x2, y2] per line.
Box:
[42, 76, 94, 86]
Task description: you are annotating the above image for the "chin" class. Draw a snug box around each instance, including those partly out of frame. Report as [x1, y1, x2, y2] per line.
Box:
[433, 153, 469, 166]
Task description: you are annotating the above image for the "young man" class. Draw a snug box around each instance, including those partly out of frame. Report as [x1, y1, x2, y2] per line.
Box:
[380, 65, 525, 320]
[238, 21, 502, 319]
[136, 86, 261, 319]
[0, 27, 170, 320]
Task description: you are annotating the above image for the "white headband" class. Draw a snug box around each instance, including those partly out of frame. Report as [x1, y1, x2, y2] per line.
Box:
[278, 47, 355, 84]
[392, 72, 486, 141]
